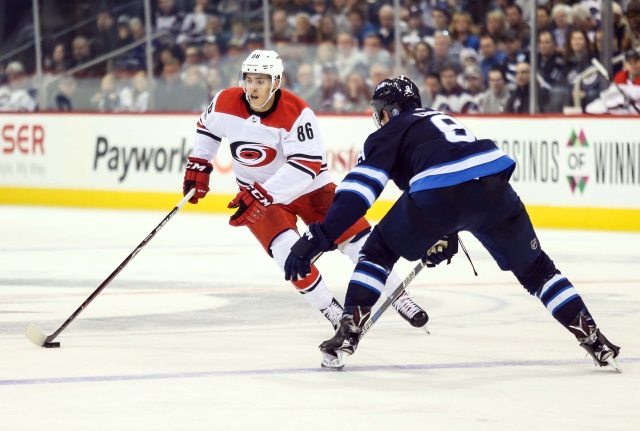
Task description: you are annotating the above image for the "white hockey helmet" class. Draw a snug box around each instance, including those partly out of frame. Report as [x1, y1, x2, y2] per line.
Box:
[240, 50, 284, 85]
[240, 50, 284, 108]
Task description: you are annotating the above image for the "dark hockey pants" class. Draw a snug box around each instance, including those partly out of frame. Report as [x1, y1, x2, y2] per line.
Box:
[361, 173, 556, 295]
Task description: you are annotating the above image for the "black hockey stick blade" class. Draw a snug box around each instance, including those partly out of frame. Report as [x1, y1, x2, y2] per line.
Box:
[24, 189, 195, 348]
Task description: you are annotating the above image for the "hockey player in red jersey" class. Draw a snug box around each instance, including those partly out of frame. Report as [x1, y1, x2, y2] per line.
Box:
[182, 50, 429, 338]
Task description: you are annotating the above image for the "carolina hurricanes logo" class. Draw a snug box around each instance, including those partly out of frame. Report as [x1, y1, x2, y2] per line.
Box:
[230, 141, 278, 167]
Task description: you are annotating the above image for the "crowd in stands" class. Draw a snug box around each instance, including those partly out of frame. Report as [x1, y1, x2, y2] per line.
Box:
[1, 0, 640, 114]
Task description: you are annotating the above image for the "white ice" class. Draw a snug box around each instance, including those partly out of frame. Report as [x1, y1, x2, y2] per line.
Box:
[0, 203, 638, 431]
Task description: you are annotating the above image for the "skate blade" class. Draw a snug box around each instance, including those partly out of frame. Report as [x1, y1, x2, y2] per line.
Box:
[606, 356, 622, 373]
[320, 351, 348, 370]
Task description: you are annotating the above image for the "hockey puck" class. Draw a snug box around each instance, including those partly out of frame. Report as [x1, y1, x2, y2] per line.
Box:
[44, 342, 61, 348]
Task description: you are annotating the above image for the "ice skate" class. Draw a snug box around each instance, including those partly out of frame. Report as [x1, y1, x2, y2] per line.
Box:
[392, 290, 429, 332]
[320, 298, 344, 331]
[320, 348, 349, 370]
[570, 315, 621, 372]
[579, 329, 622, 372]
[319, 306, 371, 370]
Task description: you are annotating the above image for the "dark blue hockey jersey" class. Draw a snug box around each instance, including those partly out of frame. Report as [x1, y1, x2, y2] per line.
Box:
[321, 108, 516, 242]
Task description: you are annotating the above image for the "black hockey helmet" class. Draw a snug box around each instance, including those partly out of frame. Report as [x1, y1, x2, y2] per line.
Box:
[371, 75, 421, 128]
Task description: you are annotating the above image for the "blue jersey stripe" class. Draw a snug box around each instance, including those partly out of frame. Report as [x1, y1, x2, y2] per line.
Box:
[336, 180, 379, 207]
[349, 166, 390, 189]
[409, 156, 515, 191]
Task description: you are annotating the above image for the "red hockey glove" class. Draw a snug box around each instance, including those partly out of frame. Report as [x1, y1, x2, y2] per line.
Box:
[183, 157, 213, 204]
[228, 182, 273, 227]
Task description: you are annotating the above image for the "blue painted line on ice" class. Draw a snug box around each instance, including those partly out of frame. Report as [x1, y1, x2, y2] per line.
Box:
[1, 358, 637, 386]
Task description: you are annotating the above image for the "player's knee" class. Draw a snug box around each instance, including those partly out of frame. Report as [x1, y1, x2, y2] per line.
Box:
[270, 229, 300, 272]
[513, 251, 558, 295]
[360, 229, 398, 271]
[338, 228, 371, 263]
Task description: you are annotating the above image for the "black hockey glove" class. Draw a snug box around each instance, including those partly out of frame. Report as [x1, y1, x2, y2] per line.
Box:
[422, 233, 459, 267]
[284, 223, 337, 281]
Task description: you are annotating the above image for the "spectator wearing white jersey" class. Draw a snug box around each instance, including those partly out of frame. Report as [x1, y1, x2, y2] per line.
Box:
[0, 61, 37, 112]
[462, 64, 485, 108]
[155, 0, 185, 45]
[177, 0, 211, 45]
[432, 63, 479, 113]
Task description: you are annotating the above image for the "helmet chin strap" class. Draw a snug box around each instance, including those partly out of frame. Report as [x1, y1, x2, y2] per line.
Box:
[244, 79, 281, 110]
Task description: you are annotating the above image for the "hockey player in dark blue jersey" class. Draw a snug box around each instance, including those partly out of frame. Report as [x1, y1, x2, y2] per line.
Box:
[284, 75, 621, 371]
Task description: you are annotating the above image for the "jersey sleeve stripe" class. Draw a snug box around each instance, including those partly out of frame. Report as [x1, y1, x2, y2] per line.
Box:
[342, 172, 385, 197]
[196, 124, 221, 142]
[287, 153, 323, 161]
[336, 180, 378, 207]
[286, 160, 318, 179]
[236, 178, 251, 188]
[350, 165, 390, 188]
[288, 158, 323, 175]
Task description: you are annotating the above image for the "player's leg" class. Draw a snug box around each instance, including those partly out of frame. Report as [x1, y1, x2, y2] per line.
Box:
[471, 181, 620, 369]
[338, 229, 429, 329]
[322, 193, 445, 357]
[248, 205, 343, 330]
[297, 183, 429, 329]
[271, 230, 343, 329]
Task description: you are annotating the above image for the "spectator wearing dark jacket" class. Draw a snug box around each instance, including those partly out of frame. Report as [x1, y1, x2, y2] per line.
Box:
[506, 62, 549, 113]
[565, 29, 601, 108]
[538, 30, 568, 112]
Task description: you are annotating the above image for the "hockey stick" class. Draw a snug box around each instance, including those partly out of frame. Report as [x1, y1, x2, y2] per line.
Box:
[322, 235, 471, 369]
[360, 260, 426, 337]
[321, 260, 427, 369]
[25, 189, 196, 348]
[591, 58, 640, 114]
[360, 234, 470, 337]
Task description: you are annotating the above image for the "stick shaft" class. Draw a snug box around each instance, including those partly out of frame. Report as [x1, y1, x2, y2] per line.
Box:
[42, 190, 195, 344]
[360, 261, 426, 337]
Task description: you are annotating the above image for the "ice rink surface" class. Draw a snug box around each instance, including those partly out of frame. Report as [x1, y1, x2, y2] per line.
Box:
[1, 203, 639, 431]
